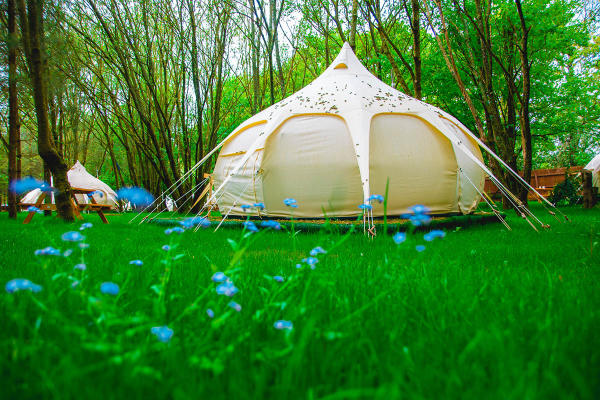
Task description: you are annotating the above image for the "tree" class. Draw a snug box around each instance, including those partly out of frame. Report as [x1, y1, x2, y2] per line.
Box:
[7, 0, 20, 218]
[18, 0, 74, 220]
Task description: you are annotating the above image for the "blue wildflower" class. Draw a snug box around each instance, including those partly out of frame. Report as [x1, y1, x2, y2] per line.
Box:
[79, 222, 93, 230]
[273, 275, 284, 283]
[9, 177, 48, 195]
[283, 198, 298, 208]
[358, 203, 373, 211]
[63, 249, 73, 257]
[310, 246, 327, 256]
[295, 263, 302, 269]
[116, 187, 154, 208]
[27, 206, 42, 214]
[241, 204, 252, 211]
[129, 260, 143, 266]
[78, 243, 90, 249]
[207, 309, 215, 318]
[211, 272, 227, 282]
[61, 231, 85, 242]
[5, 278, 42, 293]
[409, 204, 430, 215]
[88, 190, 104, 198]
[368, 194, 384, 203]
[415, 245, 426, 252]
[274, 320, 293, 330]
[151, 326, 174, 343]
[162, 245, 171, 251]
[71, 280, 80, 289]
[302, 257, 319, 267]
[100, 282, 119, 295]
[74, 263, 87, 271]
[409, 214, 432, 226]
[165, 227, 184, 235]
[393, 232, 407, 244]
[243, 221, 258, 233]
[34, 246, 61, 256]
[180, 216, 210, 229]
[261, 220, 281, 230]
[228, 301, 242, 312]
[216, 281, 238, 297]
[253, 202, 265, 210]
[424, 230, 446, 242]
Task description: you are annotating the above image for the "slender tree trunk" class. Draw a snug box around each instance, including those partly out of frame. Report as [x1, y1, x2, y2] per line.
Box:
[7, 0, 19, 219]
[349, 0, 358, 51]
[516, 0, 532, 206]
[410, 0, 422, 99]
[19, 0, 74, 221]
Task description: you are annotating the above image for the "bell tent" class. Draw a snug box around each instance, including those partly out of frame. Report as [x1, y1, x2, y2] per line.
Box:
[208, 43, 504, 218]
[21, 161, 118, 209]
[143, 43, 551, 228]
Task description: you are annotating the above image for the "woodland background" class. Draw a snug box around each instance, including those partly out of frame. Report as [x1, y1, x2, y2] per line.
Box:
[1, 0, 599, 206]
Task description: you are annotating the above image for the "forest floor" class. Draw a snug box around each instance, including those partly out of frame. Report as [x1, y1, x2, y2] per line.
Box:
[1, 204, 599, 399]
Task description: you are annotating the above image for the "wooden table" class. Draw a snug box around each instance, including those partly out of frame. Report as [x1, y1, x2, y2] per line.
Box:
[22, 187, 111, 224]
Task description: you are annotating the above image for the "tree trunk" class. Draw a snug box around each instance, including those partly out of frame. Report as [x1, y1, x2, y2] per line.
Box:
[516, 0, 532, 206]
[19, 0, 74, 221]
[7, 0, 19, 219]
[349, 0, 358, 51]
[410, 0, 422, 99]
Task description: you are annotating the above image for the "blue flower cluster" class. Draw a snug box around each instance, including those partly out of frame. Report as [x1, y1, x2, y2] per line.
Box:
[424, 230, 446, 242]
[116, 187, 154, 208]
[283, 198, 298, 208]
[393, 205, 447, 252]
[100, 282, 119, 296]
[62, 231, 85, 242]
[9, 177, 54, 195]
[5, 278, 42, 293]
[403, 204, 432, 226]
[243, 221, 259, 233]
[151, 326, 174, 343]
[260, 220, 281, 230]
[274, 320, 293, 330]
[34, 246, 62, 256]
[179, 216, 210, 229]
[165, 227, 185, 235]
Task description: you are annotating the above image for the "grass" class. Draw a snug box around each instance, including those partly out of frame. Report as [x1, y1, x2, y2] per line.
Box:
[1, 204, 599, 399]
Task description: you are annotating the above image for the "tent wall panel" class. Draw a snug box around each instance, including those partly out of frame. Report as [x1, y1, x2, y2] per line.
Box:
[442, 119, 486, 213]
[369, 114, 458, 215]
[260, 115, 363, 217]
[213, 150, 264, 214]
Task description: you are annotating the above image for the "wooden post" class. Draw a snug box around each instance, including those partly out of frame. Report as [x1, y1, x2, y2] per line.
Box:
[583, 170, 598, 209]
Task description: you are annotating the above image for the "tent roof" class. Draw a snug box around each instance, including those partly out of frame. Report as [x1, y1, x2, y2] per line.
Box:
[585, 154, 600, 172]
[239, 42, 450, 128]
[67, 161, 118, 200]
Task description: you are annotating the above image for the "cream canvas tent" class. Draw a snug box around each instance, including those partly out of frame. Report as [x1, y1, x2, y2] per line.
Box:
[21, 161, 118, 209]
[584, 154, 600, 188]
[208, 43, 493, 218]
[137, 43, 553, 228]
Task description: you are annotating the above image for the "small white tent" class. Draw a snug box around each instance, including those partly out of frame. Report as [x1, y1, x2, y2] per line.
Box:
[209, 43, 489, 218]
[584, 154, 600, 188]
[21, 161, 118, 209]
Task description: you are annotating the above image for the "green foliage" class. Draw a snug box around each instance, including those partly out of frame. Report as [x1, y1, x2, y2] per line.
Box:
[1, 205, 599, 398]
[549, 176, 581, 206]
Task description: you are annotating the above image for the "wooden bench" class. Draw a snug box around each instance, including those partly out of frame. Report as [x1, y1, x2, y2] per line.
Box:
[22, 187, 111, 224]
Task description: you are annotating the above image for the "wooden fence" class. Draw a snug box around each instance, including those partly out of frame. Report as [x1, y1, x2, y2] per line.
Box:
[484, 166, 584, 199]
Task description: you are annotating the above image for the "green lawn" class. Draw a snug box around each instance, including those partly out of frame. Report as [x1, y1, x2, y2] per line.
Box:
[1, 205, 599, 399]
